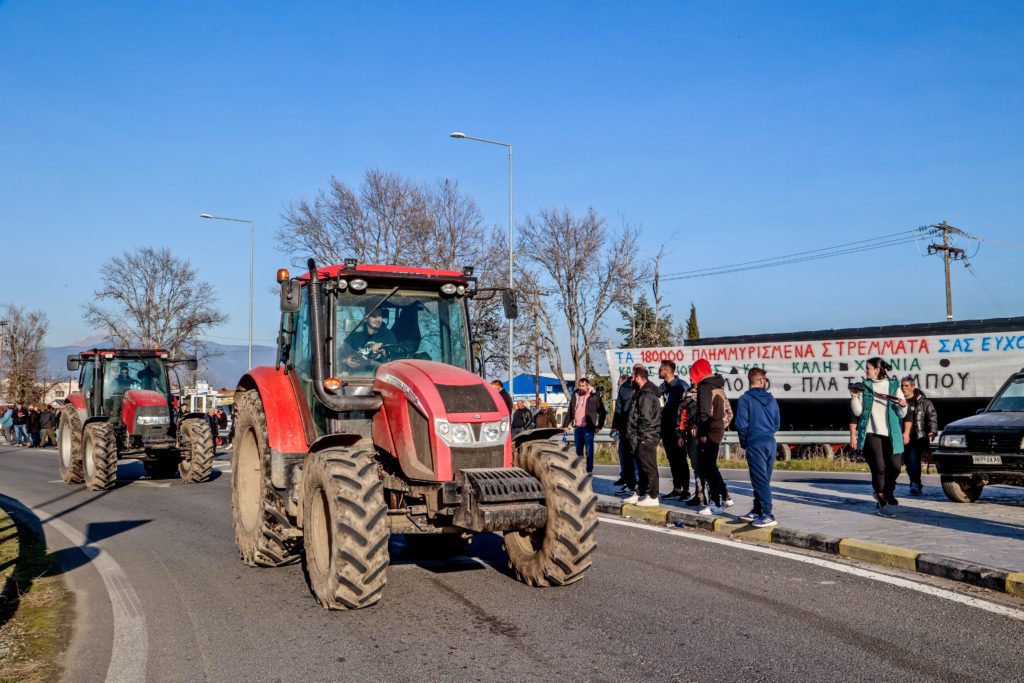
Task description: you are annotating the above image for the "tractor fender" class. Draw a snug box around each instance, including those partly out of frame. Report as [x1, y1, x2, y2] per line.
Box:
[513, 427, 565, 449]
[237, 366, 311, 490]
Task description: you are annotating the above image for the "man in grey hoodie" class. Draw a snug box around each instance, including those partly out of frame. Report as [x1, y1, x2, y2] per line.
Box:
[735, 368, 781, 527]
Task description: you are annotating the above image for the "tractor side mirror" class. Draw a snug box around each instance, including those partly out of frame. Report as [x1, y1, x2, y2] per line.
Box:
[186, 359, 199, 371]
[66, 355, 80, 372]
[280, 280, 301, 313]
[501, 289, 519, 320]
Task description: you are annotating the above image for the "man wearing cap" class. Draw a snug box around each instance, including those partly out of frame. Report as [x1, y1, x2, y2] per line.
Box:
[534, 401, 558, 428]
[342, 307, 397, 370]
[562, 377, 606, 473]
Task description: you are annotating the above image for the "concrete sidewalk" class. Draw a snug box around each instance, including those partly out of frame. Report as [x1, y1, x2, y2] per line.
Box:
[593, 471, 1024, 573]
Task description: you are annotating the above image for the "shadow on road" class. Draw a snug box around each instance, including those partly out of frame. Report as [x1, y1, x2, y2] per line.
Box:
[389, 533, 517, 579]
[0, 495, 151, 630]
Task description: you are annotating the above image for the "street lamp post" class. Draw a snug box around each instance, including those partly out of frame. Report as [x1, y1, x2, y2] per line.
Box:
[449, 131, 514, 389]
[0, 320, 8, 395]
[200, 213, 255, 369]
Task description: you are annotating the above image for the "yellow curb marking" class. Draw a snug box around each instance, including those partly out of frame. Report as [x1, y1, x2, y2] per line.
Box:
[1006, 573, 1024, 599]
[621, 504, 668, 524]
[838, 538, 919, 571]
[712, 518, 775, 542]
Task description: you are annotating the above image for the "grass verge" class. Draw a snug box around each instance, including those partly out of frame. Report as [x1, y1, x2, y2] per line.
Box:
[0, 507, 73, 683]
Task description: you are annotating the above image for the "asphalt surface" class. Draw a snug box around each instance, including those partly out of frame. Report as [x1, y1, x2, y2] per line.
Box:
[2, 444, 1022, 683]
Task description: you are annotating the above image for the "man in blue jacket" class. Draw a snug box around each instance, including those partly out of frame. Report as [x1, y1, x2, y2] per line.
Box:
[735, 368, 781, 528]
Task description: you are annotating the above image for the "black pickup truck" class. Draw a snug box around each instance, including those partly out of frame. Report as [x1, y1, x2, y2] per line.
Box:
[934, 369, 1024, 502]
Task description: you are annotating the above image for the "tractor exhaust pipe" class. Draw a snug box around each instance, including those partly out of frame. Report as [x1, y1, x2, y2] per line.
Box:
[307, 258, 383, 413]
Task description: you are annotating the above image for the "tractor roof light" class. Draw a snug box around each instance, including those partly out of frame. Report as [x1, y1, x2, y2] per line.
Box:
[349, 279, 367, 292]
[336, 279, 348, 290]
[462, 266, 474, 277]
[441, 283, 457, 295]
[323, 377, 343, 393]
[456, 285, 466, 296]
[276, 268, 290, 283]
[344, 258, 358, 268]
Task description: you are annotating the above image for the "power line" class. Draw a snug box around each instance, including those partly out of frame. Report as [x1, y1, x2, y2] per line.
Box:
[963, 257, 1006, 314]
[654, 226, 934, 282]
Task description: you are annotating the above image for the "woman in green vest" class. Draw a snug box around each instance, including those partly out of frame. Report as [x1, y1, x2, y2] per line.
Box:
[850, 357, 909, 516]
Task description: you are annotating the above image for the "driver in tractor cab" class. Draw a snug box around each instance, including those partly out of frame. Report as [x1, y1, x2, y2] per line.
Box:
[341, 305, 398, 370]
[112, 363, 135, 393]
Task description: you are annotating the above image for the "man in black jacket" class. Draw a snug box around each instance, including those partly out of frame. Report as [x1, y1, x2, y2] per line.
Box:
[624, 365, 661, 507]
[511, 400, 534, 436]
[611, 374, 637, 493]
[562, 377, 606, 473]
[491, 380, 514, 413]
[900, 377, 938, 495]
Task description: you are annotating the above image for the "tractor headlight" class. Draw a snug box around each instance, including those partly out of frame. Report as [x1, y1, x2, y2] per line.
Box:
[350, 278, 367, 292]
[434, 418, 475, 447]
[480, 419, 508, 444]
[441, 283, 457, 295]
[456, 285, 466, 295]
[939, 433, 965, 448]
[137, 415, 170, 426]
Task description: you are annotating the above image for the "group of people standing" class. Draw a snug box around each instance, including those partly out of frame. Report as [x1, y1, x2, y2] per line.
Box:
[603, 359, 781, 527]
[1, 403, 58, 448]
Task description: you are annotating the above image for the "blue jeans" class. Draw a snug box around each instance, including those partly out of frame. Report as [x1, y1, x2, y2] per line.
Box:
[745, 438, 776, 517]
[904, 437, 928, 486]
[13, 424, 29, 445]
[573, 426, 595, 473]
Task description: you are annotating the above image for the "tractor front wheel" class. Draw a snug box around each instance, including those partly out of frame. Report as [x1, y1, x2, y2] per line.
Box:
[504, 442, 598, 587]
[178, 417, 215, 483]
[83, 422, 118, 491]
[301, 448, 390, 610]
[231, 389, 300, 567]
[57, 404, 84, 485]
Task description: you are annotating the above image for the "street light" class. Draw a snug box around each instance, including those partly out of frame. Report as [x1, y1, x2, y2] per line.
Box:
[449, 131, 514, 389]
[200, 213, 255, 369]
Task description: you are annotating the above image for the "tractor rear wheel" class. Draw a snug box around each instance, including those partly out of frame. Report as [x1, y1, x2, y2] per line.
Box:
[57, 404, 84, 484]
[178, 417, 215, 483]
[301, 448, 390, 610]
[504, 442, 598, 587]
[83, 422, 118, 491]
[231, 389, 300, 567]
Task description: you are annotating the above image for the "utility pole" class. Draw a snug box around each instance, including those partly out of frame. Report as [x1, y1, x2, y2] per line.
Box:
[928, 221, 965, 321]
[533, 313, 540, 405]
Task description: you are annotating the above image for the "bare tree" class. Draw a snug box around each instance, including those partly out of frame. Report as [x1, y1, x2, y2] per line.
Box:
[82, 247, 229, 359]
[278, 170, 510, 375]
[1, 305, 55, 404]
[518, 207, 646, 398]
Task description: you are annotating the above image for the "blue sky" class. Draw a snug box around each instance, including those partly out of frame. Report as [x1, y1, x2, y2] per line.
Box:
[1, 1, 1022, 352]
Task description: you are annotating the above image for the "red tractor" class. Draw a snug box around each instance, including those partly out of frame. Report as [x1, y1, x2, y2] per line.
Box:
[60, 349, 215, 490]
[231, 259, 597, 609]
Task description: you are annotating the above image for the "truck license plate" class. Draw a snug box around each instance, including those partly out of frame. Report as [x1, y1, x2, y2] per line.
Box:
[972, 455, 1002, 465]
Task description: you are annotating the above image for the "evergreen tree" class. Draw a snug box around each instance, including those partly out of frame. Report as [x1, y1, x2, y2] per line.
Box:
[617, 296, 674, 347]
[686, 303, 700, 340]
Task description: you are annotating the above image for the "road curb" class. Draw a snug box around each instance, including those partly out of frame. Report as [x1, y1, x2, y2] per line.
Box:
[597, 497, 1023, 599]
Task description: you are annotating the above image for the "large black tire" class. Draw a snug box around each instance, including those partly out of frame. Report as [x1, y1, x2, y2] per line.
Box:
[503, 442, 598, 587]
[231, 389, 300, 567]
[941, 476, 984, 503]
[83, 422, 118, 491]
[301, 448, 390, 610]
[178, 418, 215, 483]
[57, 404, 84, 484]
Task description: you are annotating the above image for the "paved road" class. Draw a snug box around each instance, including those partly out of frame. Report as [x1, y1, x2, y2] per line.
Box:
[2, 445, 1022, 682]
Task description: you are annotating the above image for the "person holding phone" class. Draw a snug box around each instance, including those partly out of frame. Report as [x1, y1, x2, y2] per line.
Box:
[850, 357, 909, 516]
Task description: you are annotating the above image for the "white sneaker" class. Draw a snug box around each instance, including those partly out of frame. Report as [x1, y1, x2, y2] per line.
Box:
[636, 495, 660, 507]
[623, 494, 640, 505]
[721, 496, 734, 509]
[697, 505, 713, 516]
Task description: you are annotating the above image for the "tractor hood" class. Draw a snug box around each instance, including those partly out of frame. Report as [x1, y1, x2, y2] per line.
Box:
[372, 360, 511, 482]
[122, 389, 170, 434]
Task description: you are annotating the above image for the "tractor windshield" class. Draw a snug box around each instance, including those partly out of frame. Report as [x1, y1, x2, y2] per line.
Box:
[103, 358, 170, 400]
[335, 288, 470, 378]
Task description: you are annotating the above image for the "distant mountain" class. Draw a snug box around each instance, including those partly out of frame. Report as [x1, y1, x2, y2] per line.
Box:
[46, 341, 277, 389]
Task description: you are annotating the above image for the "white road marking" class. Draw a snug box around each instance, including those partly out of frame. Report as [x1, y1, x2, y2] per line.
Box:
[600, 515, 1024, 622]
[0, 497, 149, 682]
